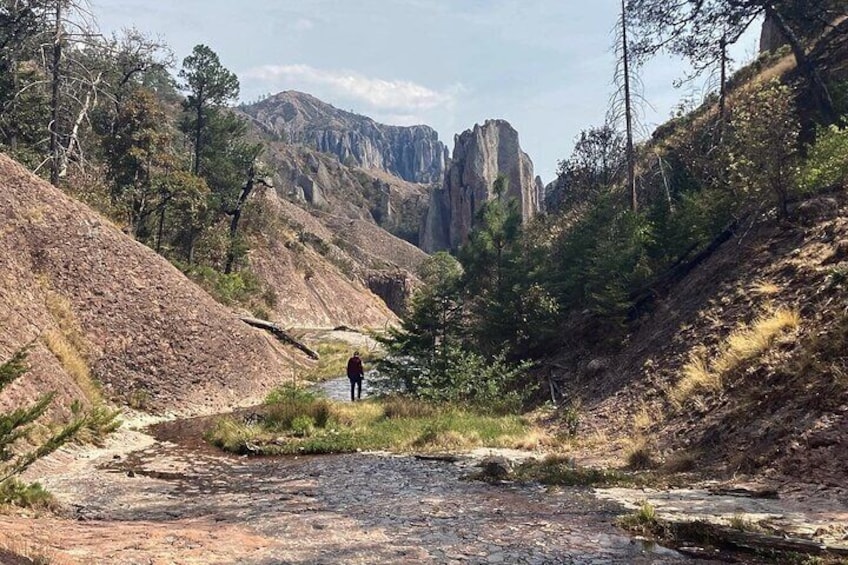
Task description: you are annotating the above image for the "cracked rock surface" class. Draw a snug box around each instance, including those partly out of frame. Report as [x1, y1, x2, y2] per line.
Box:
[2, 417, 725, 564]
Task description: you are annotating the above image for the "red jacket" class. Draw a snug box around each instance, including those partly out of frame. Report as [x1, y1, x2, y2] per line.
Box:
[347, 356, 364, 379]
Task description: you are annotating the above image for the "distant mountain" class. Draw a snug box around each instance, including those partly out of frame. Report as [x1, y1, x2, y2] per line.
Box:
[240, 91, 448, 184]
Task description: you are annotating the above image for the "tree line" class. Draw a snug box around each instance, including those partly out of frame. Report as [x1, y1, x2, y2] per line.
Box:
[0, 0, 269, 301]
[379, 0, 848, 406]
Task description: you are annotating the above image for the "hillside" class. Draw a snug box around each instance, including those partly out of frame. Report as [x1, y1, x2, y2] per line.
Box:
[243, 187, 420, 326]
[555, 188, 848, 488]
[252, 135, 431, 246]
[0, 154, 308, 417]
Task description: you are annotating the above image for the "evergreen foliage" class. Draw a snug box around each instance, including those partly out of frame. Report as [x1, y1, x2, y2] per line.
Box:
[0, 347, 85, 494]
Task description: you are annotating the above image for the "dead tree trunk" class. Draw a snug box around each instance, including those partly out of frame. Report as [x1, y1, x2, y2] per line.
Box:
[764, 4, 835, 124]
[49, 1, 62, 186]
[621, 0, 637, 213]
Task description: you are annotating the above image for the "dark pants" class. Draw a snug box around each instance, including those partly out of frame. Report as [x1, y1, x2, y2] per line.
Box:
[349, 377, 362, 401]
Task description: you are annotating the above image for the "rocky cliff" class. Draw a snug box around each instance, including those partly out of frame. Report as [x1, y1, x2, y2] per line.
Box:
[252, 139, 430, 246]
[241, 91, 448, 185]
[759, 15, 787, 53]
[420, 119, 543, 253]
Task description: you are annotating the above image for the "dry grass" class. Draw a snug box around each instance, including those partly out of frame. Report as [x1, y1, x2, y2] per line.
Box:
[670, 347, 721, 408]
[44, 292, 88, 357]
[413, 428, 480, 449]
[671, 306, 800, 408]
[751, 280, 781, 296]
[382, 396, 438, 419]
[713, 306, 800, 374]
[41, 329, 101, 405]
[500, 428, 556, 450]
[41, 290, 104, 404]
[632, 401, 663, 432]
[625, 436, 657, 470]
[330, 400, 382, 426]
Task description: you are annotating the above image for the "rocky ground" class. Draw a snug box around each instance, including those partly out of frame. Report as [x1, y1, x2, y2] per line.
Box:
[0, 409, 725, 565]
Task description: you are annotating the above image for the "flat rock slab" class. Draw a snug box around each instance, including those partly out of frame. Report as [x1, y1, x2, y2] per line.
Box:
[596, 487, 848, 549]
[2, 425, 726, 564]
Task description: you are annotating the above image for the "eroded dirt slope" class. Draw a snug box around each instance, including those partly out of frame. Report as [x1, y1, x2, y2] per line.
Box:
[556, 195, 848, 487]
[0, 154, 307, 416]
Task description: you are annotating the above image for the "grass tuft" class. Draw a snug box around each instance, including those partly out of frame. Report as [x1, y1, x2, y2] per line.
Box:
[671, 306, 800, 408]
[728, 514, 762, 532]
[625, 436, 657, 470]
[617, 501, 660, 534]
[670, 347, 721, 408]
[751, 280, 781, 296]
[715, 306, 800, 374]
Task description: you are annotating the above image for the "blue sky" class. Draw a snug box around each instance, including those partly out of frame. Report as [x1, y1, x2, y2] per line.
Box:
[92, 0, 761, 182]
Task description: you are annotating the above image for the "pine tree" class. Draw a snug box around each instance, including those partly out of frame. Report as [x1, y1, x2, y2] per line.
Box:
[0, 347, 85, 484]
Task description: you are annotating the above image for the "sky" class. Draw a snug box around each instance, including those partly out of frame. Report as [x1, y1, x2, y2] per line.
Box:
[92, 0, 762, 183]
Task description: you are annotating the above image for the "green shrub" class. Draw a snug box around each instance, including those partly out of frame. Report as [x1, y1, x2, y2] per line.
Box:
[0, 348, 88, 483]
[726, 78, 800, 217]
[798, 125, 848, 194]
[73, 401, 122, 445]
[559, 400, 581, 437]
[375, 347, 530, 413]
[550, 197, 655, 328]
[265, 386, 331, 431]
[0, 479, 56, 509]
[289, 415, 315, 437]
[180, 264, 274, 313]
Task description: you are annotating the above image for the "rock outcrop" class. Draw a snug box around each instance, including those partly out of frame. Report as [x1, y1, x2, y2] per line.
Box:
[760, 15, 788, 53]
[366, 271, 415, 317]
[420, 119, 543, 253]
[241, 91, 448, 184]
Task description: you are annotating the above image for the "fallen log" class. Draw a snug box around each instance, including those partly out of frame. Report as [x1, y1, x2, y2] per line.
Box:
[240, 317, 320, 360]
[670, 520, 848, 558]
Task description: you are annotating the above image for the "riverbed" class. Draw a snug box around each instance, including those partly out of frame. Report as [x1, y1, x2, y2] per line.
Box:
[2, 410, 727, 564]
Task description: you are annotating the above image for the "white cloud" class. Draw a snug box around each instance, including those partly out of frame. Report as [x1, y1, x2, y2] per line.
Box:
[242, 64, 463, 113]
[291, 18, 314, 31]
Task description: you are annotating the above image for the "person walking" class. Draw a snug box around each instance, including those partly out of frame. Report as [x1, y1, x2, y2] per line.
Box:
[346, 351, 364, 401]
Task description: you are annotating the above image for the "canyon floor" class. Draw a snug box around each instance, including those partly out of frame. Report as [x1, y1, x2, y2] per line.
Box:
[0, 407, 723, 565]
[0, 379, 845, 564]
